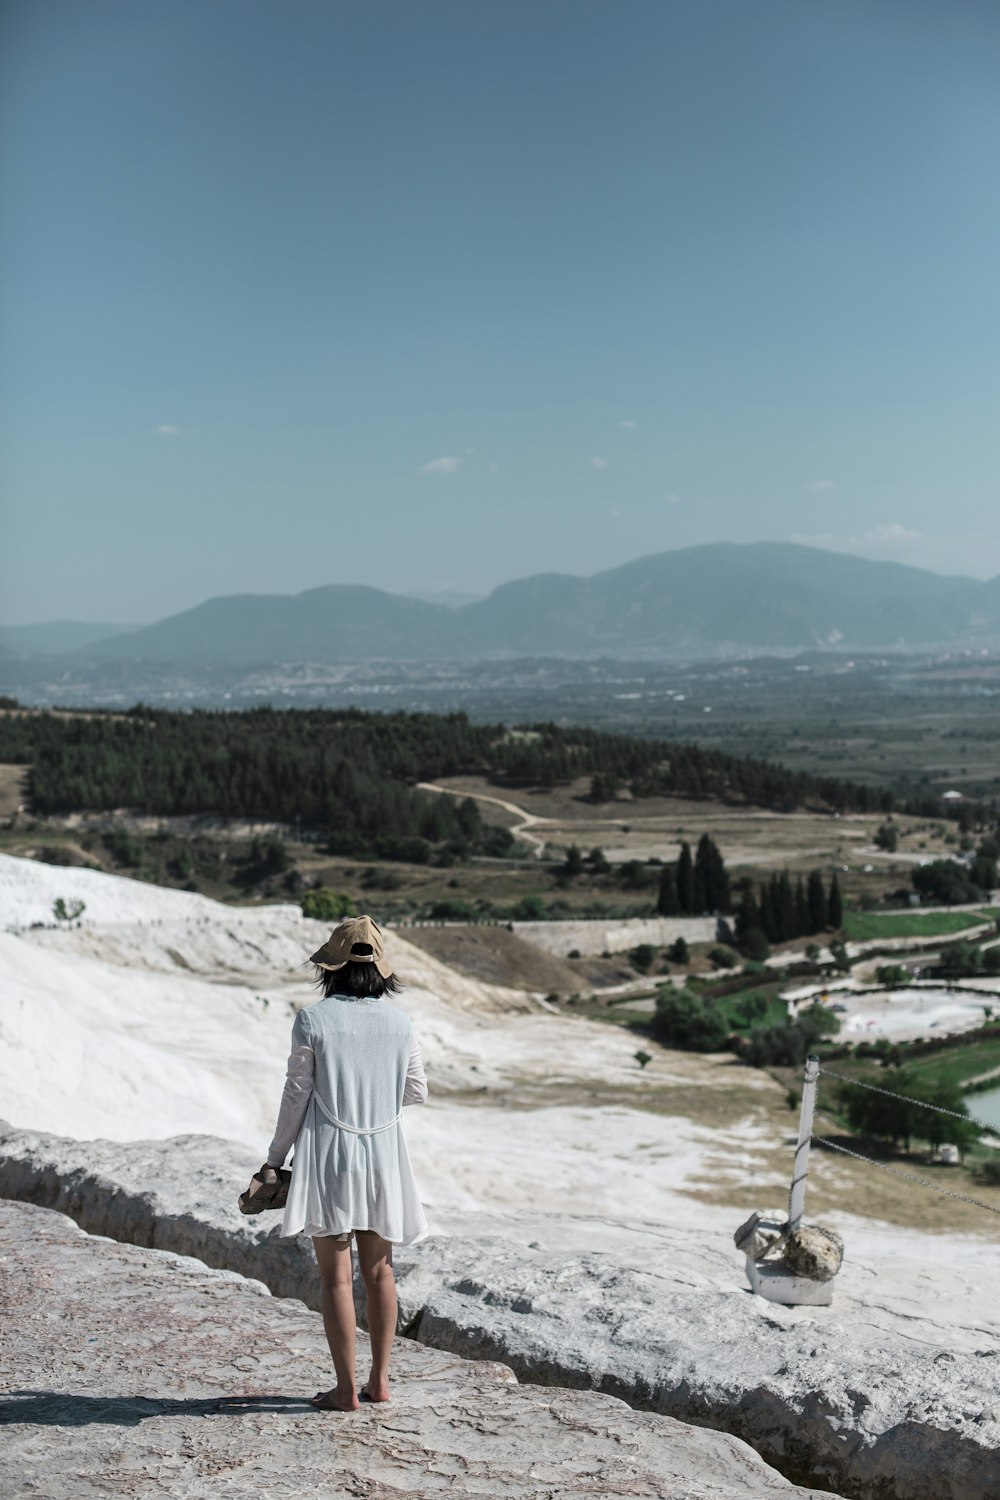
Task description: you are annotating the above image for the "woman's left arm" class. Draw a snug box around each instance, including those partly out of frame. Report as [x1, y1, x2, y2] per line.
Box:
[402, 1036, 428, 1106]
[266, 1009, 315, 1167]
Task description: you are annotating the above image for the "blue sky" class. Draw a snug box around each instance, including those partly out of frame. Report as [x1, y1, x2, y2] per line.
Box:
[1, 0, 998, 623]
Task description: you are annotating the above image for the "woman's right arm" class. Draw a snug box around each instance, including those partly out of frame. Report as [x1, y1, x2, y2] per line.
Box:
[266, 1008, 315, 1167]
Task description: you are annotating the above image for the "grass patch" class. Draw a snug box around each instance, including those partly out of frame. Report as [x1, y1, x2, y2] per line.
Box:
[843, 909, 987, 941]
[902, 1039, 1000, 1092]
[711, 984, 788, 1031]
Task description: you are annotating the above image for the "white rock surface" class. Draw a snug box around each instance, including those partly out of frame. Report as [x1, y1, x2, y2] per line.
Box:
[2, 1199, 835, 1500]
[3, 1124, 998, 1500]
[4, 853, 999, 1500]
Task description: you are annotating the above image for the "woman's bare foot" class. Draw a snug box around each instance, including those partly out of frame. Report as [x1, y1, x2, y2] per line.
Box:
[312, 1387, 360, 1412]
[361, 1378, 391, 1403]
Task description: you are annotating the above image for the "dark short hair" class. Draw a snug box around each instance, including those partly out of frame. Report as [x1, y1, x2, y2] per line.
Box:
[314, 960, 401, 999]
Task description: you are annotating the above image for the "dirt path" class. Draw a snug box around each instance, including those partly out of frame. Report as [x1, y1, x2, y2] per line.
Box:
[418, 780, 551, 855]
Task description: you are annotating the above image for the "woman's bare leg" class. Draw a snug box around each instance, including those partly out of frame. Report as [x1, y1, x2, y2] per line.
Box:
[311, 1235, 359, 1411]
[355, 1231, 396, 1401]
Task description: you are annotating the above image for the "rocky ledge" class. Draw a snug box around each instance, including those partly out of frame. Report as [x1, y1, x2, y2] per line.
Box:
[0, 1200, 836, 1499]
[2, 1122, 998, 1500]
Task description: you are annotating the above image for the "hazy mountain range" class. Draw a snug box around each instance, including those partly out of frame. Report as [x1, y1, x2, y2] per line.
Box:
[5, 544, 1000, 666]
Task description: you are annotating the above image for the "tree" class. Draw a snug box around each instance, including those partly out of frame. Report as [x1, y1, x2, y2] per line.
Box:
[650, 987, 730, 1051]
[828, 871, 844, 929]
[301, 888, 357, 921]
[829, 937, 851, 972]
[912, 859, 981, 905]
[970, 854, 998, 892]
[52, 897, 85, 924]
[587, 847, 610, 874]
[839, 1069, 977, 1158]
[744, 1005, 838, 1067]
[634, 1049, 653, 1069]
[743, 927, 770, 962]
[875, 820, 899, 852]
[511, 894, 546, 920]
[807, 870, 828, 932]
[562, 844, 584, 878]
[629, 943, 657, 973]
[676, 842, 695, 914]
[657, 864, 679, 915]
[938, 941, 982, 979]
[667, 936, 690, 965]
[776, 870, 795, 943]
[695, 833, 730, 913]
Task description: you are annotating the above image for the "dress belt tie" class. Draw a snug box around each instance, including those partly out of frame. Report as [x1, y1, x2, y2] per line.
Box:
[313, 1092, 401, 1134]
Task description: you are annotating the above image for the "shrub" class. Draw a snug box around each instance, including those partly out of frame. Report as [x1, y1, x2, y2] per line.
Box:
[876, 964, 909, 988]
[103, 826, 143, 868]
[511, 894, 546, 921]
[742, 927, 770, 962]
[649, 987, 730, 1052]
[301, 888, 357, 922]
[839, 1069, 978, 1157]
[52, 897, 85, 923]
[911, 859, 982, 906]
[709, 945, 738, 969]
[629, 943, 657, 973]
[937, 941, 983, 979]
[427, 900, 476, 921]
[667, 936, 689, 965]
[733, 993, 769, 1027]
[744, 1004, 839, 1067]
[976, 1158, 1000, 1186]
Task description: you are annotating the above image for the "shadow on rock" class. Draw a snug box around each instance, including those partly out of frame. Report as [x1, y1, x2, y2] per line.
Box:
[0, 1390, 313, 1427]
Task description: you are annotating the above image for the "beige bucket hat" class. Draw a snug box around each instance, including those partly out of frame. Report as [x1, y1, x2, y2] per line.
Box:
[309, 914, 393, 978]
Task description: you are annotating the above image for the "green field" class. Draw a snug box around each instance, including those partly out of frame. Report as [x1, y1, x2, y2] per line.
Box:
[903, 1038, 1000, 1093]
[843, 909, 990, 941]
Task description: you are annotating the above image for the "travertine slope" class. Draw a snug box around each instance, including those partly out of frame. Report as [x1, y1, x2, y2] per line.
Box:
[3, 1125, 997, 1500]
[0, 1200, 838, 1500]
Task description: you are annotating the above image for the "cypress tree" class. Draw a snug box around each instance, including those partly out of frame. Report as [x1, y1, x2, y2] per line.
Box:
[695, 833, 731, 913]
[807, 870, 828, 932]
[657, 864, 679, 915]
[735, 880, 758, 945]
[777, 870, 795, 943]
[828, 871, 844, 930]
[795, 876, 808, 937]
[677, 842, 695, 914]
[759, 880, 776, 943]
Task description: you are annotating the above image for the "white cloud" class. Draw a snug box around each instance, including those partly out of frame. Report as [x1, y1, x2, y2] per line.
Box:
[590, 456, 609, 470]
[790, 522, 924, 553]
[419, 455, 462, 476]
[870, 522, 922, 542]
[804, 479, 836, 493]
[156, 424, 181, 436]
[617, 419, 638, 430]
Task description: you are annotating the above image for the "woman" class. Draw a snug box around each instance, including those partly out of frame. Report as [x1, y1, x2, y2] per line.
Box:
[259, 914, 428, 1411]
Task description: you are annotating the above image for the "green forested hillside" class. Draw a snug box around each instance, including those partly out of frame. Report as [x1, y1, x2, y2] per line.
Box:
[0, 704, 901, 861]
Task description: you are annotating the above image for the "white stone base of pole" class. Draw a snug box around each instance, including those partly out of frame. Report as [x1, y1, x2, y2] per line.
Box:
[743, 1254, 835, 1306]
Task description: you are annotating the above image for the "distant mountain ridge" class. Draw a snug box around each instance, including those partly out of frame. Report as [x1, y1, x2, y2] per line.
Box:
[0, 621, 138, 657]
[57, 542, 1000, 664]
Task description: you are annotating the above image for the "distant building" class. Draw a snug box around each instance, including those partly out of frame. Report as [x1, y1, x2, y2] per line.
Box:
[941, 790, 965, 804]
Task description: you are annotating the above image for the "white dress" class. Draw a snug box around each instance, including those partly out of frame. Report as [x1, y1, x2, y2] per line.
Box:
[266, 994, 428, 1244]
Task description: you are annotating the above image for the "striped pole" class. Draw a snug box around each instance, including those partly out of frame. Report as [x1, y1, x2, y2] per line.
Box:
[788, 1055, 820, 1232]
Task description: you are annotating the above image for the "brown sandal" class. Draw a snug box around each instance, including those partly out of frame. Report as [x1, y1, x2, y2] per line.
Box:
[238, 1163, 291, 1214]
